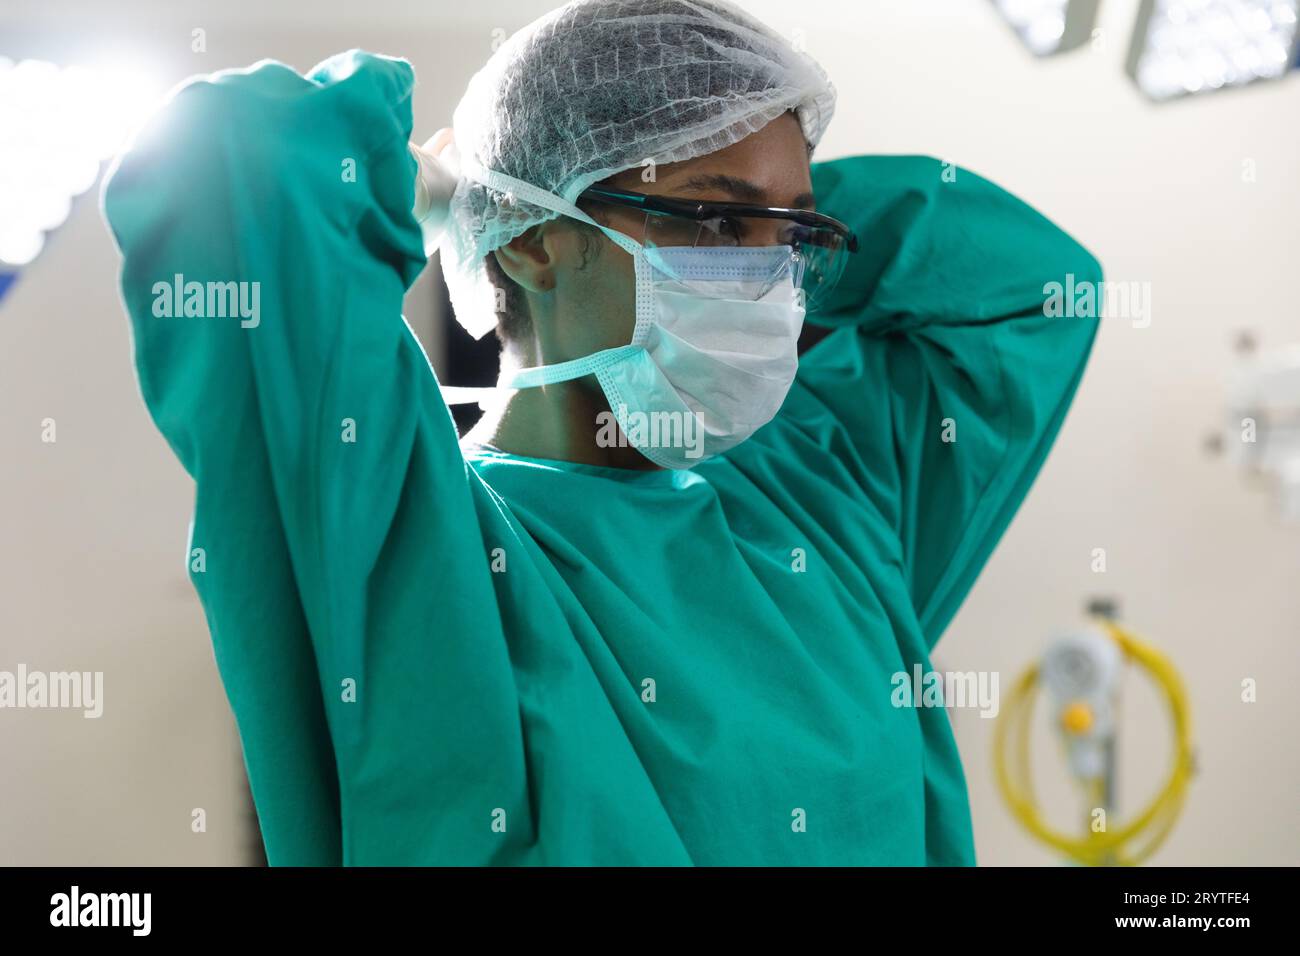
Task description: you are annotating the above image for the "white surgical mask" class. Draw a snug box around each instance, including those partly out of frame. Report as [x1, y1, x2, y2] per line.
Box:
[444, 163, 807, 469]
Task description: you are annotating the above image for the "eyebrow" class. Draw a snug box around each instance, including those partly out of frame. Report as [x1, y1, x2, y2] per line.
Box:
[677, 173, 816, 211]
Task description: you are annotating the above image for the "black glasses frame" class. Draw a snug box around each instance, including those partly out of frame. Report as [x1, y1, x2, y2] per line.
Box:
[578, 184, 859, 253]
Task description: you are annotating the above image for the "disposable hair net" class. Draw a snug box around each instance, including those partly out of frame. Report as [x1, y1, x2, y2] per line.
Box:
[436, 0, 837, 340]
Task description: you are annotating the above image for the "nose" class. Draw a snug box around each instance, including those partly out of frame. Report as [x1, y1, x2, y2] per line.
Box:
[746, 218, 788, 248]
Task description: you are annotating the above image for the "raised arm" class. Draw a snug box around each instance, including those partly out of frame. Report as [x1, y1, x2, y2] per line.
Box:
[102, 51, 500, 862]
[788, 155, 1102, 647]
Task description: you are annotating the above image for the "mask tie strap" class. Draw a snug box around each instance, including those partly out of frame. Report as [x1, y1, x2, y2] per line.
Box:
[503, 344, 642, 389]
[438, 344, 643, 406]
[439, 163, 647, 406]
[458, 158, 644, 258]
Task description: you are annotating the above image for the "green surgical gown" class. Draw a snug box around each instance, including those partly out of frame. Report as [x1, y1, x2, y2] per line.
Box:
[102, 51, 1102, 866]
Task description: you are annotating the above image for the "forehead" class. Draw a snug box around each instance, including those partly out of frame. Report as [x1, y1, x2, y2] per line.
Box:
[609, 113, 813, 207]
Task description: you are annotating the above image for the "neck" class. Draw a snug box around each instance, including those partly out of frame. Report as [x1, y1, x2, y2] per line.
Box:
[464, 377, 661, 470]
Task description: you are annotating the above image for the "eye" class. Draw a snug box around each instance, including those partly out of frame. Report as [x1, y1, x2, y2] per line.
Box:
[700, 216, 743, 246]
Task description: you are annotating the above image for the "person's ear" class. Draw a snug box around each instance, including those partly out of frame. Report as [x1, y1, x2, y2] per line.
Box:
[492, 224, 557, 293]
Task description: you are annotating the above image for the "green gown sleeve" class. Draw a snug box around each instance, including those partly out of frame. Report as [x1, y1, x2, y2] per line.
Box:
[797, 155, 1102, 648]
[101, 51, 509, 864]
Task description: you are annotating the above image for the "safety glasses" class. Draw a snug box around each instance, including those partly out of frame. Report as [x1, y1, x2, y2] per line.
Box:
[578, 184, 858, 311]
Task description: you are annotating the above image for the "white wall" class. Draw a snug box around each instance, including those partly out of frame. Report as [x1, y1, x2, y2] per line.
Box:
[1, 0, 1296, 865]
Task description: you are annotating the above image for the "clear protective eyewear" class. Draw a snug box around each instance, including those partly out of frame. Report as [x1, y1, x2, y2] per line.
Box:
[578, 184, 858, 312]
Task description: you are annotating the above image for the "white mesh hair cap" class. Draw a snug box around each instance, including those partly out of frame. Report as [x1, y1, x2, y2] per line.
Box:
[437, 0, 837, 339]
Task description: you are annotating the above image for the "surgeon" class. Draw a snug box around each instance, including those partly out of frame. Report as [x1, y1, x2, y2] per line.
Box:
[102, 0, 1102, 865]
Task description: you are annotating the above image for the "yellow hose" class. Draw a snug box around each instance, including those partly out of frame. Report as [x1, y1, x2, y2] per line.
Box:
[993, 619, 1194, 866]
